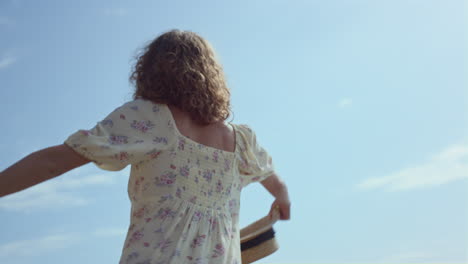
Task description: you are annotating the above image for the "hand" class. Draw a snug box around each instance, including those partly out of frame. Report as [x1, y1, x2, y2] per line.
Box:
[269, 197, 291, 220]
[260, 173, 290, 220]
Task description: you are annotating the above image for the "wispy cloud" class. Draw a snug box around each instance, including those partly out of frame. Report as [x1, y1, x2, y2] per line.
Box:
[0, 232, 83, 257]
[0, 168, 117, 212]
[103, 7, 128, 16]
[338, 97, 353, 108]
[0, 55, 17, 70]
[377, 250, 437, 263]
[356, 144, 468, 192]
[92, 227, 127, 237]
[0, 226, 127, 258]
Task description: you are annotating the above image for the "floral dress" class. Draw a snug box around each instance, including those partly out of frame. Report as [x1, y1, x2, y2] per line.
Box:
[64, 98, 275, 264]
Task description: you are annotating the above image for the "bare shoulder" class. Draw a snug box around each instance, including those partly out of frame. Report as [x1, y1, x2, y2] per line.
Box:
[220, 122, 236, 152]
[220, 122, 236, 140]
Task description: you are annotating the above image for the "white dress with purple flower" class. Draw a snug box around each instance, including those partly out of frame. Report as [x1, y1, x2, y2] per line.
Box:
[64, 98, 275, 264]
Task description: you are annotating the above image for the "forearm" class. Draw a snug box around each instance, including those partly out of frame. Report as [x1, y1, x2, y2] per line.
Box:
[261, 173, 289, 199]
[0, 149, 56, 198]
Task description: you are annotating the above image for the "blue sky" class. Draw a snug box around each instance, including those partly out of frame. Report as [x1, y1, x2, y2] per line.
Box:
[0, 0, 466, 263]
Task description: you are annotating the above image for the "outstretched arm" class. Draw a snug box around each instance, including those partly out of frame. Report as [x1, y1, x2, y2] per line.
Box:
[0, 144, 91, 198]
[261, 173, 291, 220]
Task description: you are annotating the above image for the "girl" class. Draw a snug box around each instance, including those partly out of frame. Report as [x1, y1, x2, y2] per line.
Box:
[0, 29, 290, 264]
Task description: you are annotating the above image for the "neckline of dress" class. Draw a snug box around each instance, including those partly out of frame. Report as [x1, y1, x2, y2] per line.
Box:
[162, 104, 238, 156]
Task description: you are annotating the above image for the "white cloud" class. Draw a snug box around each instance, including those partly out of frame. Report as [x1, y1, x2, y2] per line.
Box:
[356, 144, 468, 192]
[0, 190, 88, 212]
[0, 168, 117, 213]
[0, 232, 83, 257]
[0, 226, 127, 258]
[377, 250, 436, 263]
[0, 56, 17, 70]
[103, 7, 127, 16]
[92, 227, 127, 237]
[338, 97, 353, 108]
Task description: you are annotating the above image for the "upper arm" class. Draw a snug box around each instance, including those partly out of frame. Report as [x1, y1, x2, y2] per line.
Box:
[47, 144, 91, 176]
[62, 99, 173, 171]
[260, 172, 279, 193]
[236, 124, 275, 186]
[260, 172, 288, 198]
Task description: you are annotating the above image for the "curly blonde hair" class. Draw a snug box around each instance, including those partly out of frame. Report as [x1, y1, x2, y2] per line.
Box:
[130, 29, 231, 125]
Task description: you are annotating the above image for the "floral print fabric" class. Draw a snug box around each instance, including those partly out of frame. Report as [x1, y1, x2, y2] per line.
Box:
[64, 98, 275, 264]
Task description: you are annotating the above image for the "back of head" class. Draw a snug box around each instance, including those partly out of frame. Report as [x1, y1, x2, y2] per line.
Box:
[130, 29, 231, 125]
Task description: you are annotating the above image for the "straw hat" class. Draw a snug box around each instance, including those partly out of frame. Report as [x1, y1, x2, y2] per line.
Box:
[240, 207, 280, 264]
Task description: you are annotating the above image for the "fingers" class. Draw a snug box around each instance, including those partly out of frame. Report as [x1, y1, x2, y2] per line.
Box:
[276, 202, 289, 220]
[269, 200, 291, 220]
[280, 203, 290, 220]
[269, 203, 280, 220]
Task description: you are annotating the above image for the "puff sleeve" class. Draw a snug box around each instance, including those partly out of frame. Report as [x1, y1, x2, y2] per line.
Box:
[236, 124, 275, 187]
[64, 99, 174, 171]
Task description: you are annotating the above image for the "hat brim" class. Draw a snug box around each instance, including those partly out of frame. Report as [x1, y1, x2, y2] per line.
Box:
[240, 209, 280, 264]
